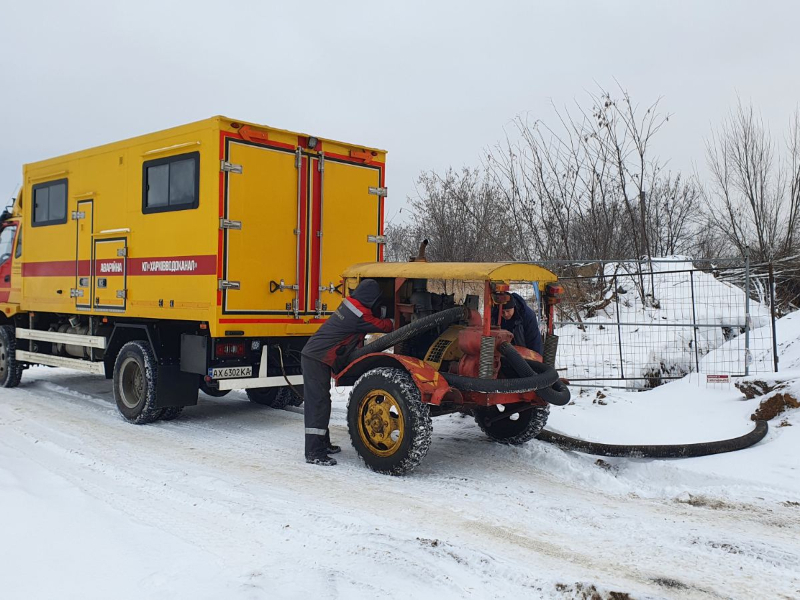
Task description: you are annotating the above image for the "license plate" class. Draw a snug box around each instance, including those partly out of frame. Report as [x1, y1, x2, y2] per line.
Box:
[209, 366, 252, 379]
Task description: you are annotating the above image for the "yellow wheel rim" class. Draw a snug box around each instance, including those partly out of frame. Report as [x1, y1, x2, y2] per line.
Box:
[356, 389, 406, 457]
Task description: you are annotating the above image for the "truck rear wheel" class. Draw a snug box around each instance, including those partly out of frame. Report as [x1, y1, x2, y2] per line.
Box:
[474, 404, 550, 445]
[113, 340, 161, 424]
[246, 386, 303, 409]
[200, 379, 230, 397]
[347, 367, 432, 475]
[159, 406, 184, 421]
[0, 325, 23, 388]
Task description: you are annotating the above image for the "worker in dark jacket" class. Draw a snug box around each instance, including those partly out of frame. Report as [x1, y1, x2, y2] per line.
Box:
[301, 279, 393, 466]
[492, 292, 543, 355]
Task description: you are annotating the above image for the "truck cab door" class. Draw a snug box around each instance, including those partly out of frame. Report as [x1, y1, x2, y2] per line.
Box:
[0, 221, 19, 303]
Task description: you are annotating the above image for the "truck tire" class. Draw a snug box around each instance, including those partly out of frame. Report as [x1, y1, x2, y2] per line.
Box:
[200, 379, 230, 397]
[474, 404, 550, 445]
[113, 340, 161, 424]
[0, 325, 23, 388]
[347, 367, 432, 475]
[246, 386, 304, 409]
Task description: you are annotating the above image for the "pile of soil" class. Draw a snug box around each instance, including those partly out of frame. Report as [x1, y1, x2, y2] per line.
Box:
[751, 392, 800, 421]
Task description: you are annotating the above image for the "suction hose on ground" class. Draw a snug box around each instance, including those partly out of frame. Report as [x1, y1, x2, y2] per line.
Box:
[492, 344, 767, 458]
[536, 420, 769, 458]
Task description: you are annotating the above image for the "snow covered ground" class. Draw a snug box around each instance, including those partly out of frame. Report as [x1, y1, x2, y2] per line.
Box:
[2, 358, 799, 599]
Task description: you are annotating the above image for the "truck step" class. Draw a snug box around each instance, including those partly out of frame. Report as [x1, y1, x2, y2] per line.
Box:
[217, 374, 303, 391]
[16, 350, 105, 374]
[15, 328, 106, 349]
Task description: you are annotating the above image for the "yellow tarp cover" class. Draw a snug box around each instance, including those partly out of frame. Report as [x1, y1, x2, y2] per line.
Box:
[341, 262, 557, 283]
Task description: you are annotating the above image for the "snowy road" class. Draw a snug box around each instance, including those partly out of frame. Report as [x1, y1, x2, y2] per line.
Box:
[1, 367, 799, 599]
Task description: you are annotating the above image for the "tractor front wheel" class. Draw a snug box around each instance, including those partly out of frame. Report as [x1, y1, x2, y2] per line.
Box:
[347, 367, 432, 475]
[474, 404, 549, 445]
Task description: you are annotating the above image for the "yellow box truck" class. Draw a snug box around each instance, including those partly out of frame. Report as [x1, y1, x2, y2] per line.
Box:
[0, 116, 387, 422]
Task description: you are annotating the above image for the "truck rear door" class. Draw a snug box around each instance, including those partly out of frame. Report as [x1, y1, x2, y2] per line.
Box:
[223, 140, 304, 316]
[310, 154, 383, 315]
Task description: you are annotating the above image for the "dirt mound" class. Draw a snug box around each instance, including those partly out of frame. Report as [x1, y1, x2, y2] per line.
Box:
[736, 379, 786, 399]
[751, 392, 800, 421]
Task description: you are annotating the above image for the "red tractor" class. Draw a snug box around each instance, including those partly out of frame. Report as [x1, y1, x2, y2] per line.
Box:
[335, 259, 568, 475]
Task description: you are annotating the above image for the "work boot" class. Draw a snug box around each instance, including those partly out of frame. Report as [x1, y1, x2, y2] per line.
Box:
[306, 454, 337, 466]
[324, 432, 341, 454]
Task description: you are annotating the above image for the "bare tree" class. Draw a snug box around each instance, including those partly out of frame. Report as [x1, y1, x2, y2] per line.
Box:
[704, 101, 800, 261]
[645, 173, 700, 256]
[384, 167, 518, 263]
[486, 85, 679, 303]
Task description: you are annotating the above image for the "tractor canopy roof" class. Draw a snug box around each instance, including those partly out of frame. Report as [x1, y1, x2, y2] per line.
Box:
[341, 262, 558, 285]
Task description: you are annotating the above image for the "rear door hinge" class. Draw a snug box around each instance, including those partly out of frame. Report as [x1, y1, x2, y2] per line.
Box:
[367, 235, 387, 244]
[116, 247, 127, 257]
[220, 160, 243, 174]
[116, 289, 127, 299]
[219, 218, 242, 230]
[69, 288, 84, 298]
[71, 211, 86, 220]
[368, 186, 388, 197]
[218, 279, 241, 291]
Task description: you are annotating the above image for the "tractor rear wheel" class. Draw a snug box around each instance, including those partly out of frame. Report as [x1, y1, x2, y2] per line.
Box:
[474, 404, 549, 445]
[347, 367, 432, 475]
[247, 385, 304, 409]
[0, 325, 23, 388]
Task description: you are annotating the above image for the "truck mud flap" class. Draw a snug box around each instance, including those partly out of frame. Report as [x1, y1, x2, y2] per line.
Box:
[156, 365, 199, 408]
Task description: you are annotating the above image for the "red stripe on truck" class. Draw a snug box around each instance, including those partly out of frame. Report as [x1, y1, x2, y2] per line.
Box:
[23, 255, 217, 277]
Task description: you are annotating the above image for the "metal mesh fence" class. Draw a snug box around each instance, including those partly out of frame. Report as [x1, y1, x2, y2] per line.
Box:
[542, 258, 778, 389]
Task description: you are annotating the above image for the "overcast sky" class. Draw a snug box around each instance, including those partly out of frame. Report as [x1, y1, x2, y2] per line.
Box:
[2, 0, 799, 225]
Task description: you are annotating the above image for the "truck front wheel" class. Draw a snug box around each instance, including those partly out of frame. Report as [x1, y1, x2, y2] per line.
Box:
[113, 341, 161, 424]
[0, 325, 23, 388]
[347, 367, 432, 475]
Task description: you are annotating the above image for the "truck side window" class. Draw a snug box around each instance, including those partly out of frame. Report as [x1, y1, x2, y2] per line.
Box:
[142, 151, 199, 214]
[14, 227, 21, 258]
[32, 179, 68, 226]
[0, 225, 17, 265]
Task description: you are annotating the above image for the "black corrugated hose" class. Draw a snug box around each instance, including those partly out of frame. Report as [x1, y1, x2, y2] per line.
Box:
[537, 421, 769, 458]
[349, 306, 469, 363]
[496, 341, 768, 458]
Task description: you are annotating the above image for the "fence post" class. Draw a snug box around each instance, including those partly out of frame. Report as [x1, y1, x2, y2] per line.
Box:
[744, 249, 751, 376]
[614, 272, 625, 379]
[689, 270, 700, 374]
[768, 261, 779, 372]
